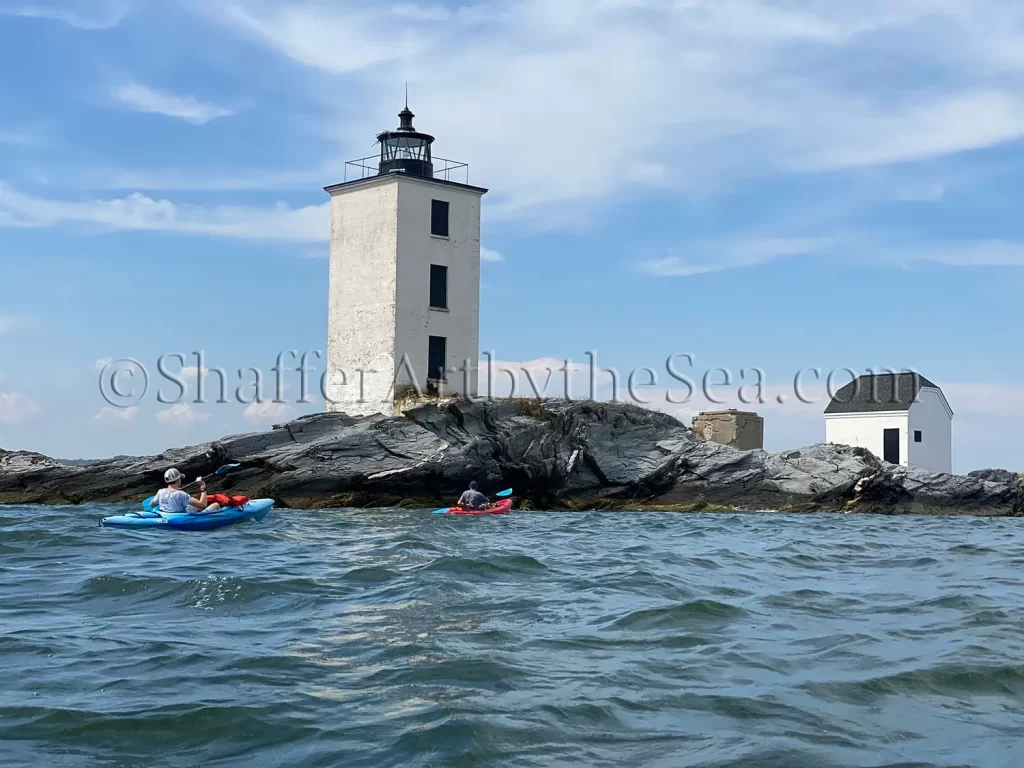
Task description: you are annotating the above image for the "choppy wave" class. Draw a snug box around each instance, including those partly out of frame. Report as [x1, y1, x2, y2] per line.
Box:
[2, 505, 1024, 767]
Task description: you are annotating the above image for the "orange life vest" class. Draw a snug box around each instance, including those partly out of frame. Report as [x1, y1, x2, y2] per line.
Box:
[206, 493, 249, 508]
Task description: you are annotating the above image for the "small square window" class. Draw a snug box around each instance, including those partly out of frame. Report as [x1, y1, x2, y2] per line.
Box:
[431, 199, 449, 237]
[429, 264, 448, 309]
[914, 430, 922, 443]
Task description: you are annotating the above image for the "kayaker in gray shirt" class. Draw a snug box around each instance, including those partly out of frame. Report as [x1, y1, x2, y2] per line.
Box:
[457, 481, 489, 510]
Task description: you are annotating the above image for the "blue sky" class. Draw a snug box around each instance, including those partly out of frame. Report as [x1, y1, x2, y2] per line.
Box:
[1, 0, 1023, 472]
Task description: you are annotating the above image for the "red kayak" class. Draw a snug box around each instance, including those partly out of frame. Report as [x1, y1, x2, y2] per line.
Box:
[443, 499, 513, 516]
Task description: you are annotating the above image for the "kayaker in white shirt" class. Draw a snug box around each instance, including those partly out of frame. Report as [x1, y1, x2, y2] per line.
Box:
[151, 468, 222, 513]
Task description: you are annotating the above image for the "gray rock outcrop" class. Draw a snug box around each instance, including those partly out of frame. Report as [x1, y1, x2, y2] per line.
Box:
[1, 400, 1021, 515]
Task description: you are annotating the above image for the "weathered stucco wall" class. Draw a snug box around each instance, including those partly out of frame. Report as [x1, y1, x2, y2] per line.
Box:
[326, 179, 399, 416]
[394, 177, 483, 399]
[692, 410, 764, 450]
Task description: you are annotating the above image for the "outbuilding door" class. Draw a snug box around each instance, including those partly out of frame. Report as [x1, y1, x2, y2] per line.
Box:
[883, 428, 900, 464]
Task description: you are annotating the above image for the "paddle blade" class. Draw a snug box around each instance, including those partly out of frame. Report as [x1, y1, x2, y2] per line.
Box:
[215, 463, 241, 475]
[141, 496, 156, 511]
[496, 489, 513, 497]
[432, 508, 451, 515]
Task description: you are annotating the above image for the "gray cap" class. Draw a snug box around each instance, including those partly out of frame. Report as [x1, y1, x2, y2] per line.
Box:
[164, 468, 183, 483]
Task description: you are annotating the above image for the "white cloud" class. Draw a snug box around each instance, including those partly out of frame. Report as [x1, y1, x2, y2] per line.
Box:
[0, 392, 41, 424]
[95, 405, 139, 422]
[638, 234, 1024, 277]
[477, 357, 591, 399]
[86, 167, 326, 192]
[640, 237, 833, 277]
[482, 357, 590, 374]
[0, 131, 33, 145]
[112, 83, 234, 125]
[155, 364, 221, 402]
[0, 183, 327, 242]
[0, 183, 524, 255]
[389, 4, 452, 24]
[790, 92, 1024, 172]
[178, 365, 209, 384]
[942, 383, 1024, 420]
[0, 2, 131, 29]
[156, 403, 210, 425]
[900, 241, 1024, 268]
[0, 314, 23, 335]
[192, 0, 1024, 222]
[243, 401, 297, 423]
[202, 2, 431, 74]
[6, 0, 1024, 258]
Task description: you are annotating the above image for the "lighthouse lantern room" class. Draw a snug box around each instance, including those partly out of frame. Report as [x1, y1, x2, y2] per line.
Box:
[377, 104, 435, 178]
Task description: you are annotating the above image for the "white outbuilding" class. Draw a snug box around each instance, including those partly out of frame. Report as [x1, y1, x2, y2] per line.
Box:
[824, 373, 953, 474]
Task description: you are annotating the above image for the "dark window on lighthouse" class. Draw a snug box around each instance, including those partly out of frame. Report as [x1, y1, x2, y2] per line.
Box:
[429, 265, 448, 309]
[431, 199, 449, 237]
[428, 336, 447, 381]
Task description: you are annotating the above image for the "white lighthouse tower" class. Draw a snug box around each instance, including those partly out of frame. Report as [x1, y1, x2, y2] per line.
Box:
[324, 102, 488, 417]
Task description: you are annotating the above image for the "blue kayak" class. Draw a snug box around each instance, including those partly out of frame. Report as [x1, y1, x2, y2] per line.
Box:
[100, 499, 275, 531]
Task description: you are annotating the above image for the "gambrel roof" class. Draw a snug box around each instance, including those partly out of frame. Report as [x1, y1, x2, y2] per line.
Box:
[824, 373, 951, 415]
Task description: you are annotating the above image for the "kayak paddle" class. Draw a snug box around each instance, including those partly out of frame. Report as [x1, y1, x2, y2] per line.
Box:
[432, 488, 513, 514]
[183, 464, 241, 490]
[142, 463, 242, 511]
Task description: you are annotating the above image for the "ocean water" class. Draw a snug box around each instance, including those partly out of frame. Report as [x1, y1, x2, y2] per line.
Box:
[2, 506, 1024, 768]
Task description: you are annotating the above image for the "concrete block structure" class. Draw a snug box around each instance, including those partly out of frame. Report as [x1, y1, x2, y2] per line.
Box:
[692, 410, 764, 450]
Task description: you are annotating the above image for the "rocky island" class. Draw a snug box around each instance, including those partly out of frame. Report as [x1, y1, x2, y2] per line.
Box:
[1, 399, 1021, 515]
